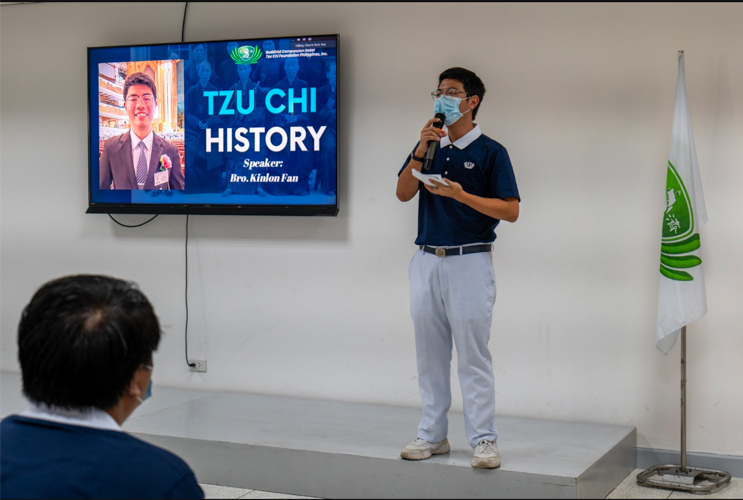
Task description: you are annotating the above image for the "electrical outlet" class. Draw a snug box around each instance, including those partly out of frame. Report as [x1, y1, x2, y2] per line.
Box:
[189, 359, 207, 372]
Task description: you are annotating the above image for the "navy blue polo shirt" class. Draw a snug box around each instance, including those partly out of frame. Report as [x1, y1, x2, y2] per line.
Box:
[1, 415, 204, 499]
[399, 125, 520, 246]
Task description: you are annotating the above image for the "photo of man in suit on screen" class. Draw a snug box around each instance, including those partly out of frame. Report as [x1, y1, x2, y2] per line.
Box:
[99, 72, 184, 191]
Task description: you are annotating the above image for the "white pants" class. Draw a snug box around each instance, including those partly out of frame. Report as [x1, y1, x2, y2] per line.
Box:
[409, 248, 498, 447]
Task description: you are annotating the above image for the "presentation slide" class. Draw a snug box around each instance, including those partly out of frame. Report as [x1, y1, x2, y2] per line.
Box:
[89, 35, 338, 211]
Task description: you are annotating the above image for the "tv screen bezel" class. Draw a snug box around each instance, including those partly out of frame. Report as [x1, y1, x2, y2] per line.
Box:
[86, 34, 339, 217]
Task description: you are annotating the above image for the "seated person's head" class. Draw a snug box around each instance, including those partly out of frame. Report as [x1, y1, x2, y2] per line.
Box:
[197, 60, 212, 86]
[237, 63, 252, 84]
[18, 275, 160, 423]
[284, 57, 299, 80]
[191, 43, 206, 63]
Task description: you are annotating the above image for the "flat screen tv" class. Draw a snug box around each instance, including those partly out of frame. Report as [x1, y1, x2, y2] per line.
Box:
[87, 35, 339, 216]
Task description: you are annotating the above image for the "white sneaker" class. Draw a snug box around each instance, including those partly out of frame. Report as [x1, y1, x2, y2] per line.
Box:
[400, 437, 450, 460]
[472, 439, 500, 468]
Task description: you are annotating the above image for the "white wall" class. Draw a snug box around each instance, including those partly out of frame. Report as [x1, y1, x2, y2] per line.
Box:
[1, 2, 742, 456]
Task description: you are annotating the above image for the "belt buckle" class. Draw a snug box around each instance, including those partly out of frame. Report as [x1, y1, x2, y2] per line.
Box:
[435, 248, 446, 258]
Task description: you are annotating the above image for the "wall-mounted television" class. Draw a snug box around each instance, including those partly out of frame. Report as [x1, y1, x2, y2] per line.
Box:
[87, 34, 338, 216]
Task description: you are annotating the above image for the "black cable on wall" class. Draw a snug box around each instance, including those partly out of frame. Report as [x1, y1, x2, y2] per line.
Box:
[184, 214, 194, 368]
[182, 2, 189, 43]
[108, 214, 158, 227]
[182, 2, 196, 369]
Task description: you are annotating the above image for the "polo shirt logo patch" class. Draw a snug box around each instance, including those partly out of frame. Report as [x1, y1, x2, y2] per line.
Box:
[464, 162, 475, 169]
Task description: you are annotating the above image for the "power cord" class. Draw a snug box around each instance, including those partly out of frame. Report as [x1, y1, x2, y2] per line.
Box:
[108, 214, 158, 227]
[185, 214, 195, 367]
[182, 3, 196, 369]
[182, 2, 189, 43]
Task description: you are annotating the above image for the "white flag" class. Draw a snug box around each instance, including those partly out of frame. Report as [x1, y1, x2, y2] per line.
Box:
[656, 51, 708, 355]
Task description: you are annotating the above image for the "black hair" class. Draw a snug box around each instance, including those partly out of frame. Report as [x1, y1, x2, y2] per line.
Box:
[18, 275, 161, 411]
[123, 72, 157, 102]
[438, 67, 486, 120]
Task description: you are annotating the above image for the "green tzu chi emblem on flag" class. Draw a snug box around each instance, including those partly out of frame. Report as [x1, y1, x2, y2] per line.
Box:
[660, 161, 702, 281]
[230, 45, 262, 65]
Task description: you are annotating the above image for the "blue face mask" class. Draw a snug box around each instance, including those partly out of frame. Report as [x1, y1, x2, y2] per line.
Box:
[434, 95, 471, 126]
[136, 365, 153, 404]
[143, 379, 153, 401]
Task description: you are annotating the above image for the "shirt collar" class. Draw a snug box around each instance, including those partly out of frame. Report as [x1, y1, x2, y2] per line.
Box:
[130, 129, 154, 150]
[20, 402, 122, 432]
[439, 124, 481, 150]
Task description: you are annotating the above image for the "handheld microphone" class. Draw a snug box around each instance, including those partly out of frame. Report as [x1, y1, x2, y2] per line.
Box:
[422, 113, 446, 171]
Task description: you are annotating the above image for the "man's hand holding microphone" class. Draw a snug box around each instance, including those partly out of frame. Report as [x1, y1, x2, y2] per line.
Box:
[397, 113, 450, 202]
[419, 113, 447, 171]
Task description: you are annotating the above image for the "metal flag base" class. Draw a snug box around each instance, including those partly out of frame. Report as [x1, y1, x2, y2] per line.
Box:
[639, 321, 731, 495]
[637, 464, 731, 494]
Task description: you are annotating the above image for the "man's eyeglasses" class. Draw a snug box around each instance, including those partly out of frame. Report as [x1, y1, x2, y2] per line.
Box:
[126, 95, 155, 105]
[431, 89, 471, 101]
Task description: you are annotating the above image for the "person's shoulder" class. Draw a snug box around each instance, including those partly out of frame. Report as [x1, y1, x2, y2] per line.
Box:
[155, 136, 179, 156]
[317, 84, 332, 96]
[117, 432, 196, 475]
[1, 414, 24, 430]
[472, 133, 514, 170]
[476, 133, 507, 152]
[93, 431, 202, 498]
[103, 132, 129, 149]
[153, 133, 176, 147]
[186, 84, 201, 96]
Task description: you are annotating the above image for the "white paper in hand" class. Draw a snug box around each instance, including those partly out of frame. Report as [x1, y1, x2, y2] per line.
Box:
[412, 169, 449, 187]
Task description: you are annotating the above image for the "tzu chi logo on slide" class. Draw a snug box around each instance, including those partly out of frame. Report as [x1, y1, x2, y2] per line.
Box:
[230, 45, 263, 65]
[659, 161, 702, 282]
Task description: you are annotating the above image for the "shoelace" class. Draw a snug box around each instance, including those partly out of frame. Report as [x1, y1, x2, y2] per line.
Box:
[413, 438, 431, 446]
[475, 440, 495, 454]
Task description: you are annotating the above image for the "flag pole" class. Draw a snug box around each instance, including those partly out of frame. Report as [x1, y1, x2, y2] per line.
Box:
[679, 49, 688, 473]
[680, 325, 686, 472]
[677, 48, 688, 474]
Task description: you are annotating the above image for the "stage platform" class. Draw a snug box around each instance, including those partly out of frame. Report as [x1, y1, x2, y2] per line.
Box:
[1, 371, 635, 498]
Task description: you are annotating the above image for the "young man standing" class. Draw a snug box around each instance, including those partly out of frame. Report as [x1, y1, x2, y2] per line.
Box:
[396, 67, 520, 469]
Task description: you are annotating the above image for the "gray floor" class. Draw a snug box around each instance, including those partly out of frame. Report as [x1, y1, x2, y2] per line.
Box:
[196, 469, 743, 500]
[198, 484, 317, 499]
[2, 371, 635, 498]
